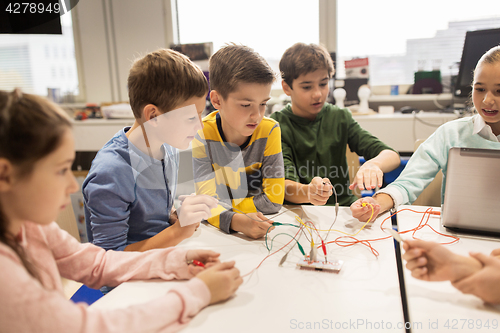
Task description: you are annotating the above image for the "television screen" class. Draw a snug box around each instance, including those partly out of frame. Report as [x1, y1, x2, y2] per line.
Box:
[454, 28, 500, 97]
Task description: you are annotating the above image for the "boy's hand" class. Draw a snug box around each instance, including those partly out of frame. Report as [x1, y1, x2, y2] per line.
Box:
[307, 177, 333, 205]
[178, 194, 219, 227]
[170, 220, 200, 241]
[196, 261, 243, 305]
[186, 249, 221, 275]
[350, 197, 381, 222]
[168, 209, 179, 225]
[230, 212, 274, 239]
[349, 161, 383, 191]
[452, 253, 500, 304]
[402, 239, 481, 283]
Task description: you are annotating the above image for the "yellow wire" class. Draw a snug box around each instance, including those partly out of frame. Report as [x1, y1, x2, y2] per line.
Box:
[293, 203, 375, 237]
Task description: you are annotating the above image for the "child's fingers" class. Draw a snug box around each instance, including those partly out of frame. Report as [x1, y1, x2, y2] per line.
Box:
[188, 265, 204, 276]
[186, 204, 212, 220]
[182, 211, 209, 224]
[178, 194, 194, 203]
[490, 248, 500, 257]
[264, 224, 275, 233]
[256, 212, 266, 220]
[405, 256, 427, 271]
[213, 261, 236, 271]
[197, 250, 220, 261]
[410, 266, 428, 280]
[183, 194, 219, 208]
[469, 252, 494, 266]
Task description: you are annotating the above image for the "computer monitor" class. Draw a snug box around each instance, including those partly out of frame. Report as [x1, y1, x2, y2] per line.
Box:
[454, 28, 500, 98]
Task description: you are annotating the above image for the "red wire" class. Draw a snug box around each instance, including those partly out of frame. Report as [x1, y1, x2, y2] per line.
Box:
[244, 208, 459, 276]
[324, 208, 459, 257]
[380, 207, 459, 245]
[241, 226, 303, 278]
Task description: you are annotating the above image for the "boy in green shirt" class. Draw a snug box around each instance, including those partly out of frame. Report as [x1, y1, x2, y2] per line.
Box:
[270, 43, 400, 206]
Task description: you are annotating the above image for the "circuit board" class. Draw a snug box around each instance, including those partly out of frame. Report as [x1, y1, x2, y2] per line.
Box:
[296, 258, 344, 273]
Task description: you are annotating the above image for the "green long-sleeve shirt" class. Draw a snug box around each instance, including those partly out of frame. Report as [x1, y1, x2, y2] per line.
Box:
[270, 103, 396, 206]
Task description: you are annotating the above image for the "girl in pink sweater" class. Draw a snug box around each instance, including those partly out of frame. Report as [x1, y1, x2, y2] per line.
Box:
[0, 89, 243, 333]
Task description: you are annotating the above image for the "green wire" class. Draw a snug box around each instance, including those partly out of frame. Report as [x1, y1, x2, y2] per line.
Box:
[264, 222, 300, 251]
[272, 222, 300, 228]
[265, 232, 306, 256]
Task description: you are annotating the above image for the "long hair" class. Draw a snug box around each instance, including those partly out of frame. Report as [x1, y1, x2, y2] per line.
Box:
[0, 89, 71, 278]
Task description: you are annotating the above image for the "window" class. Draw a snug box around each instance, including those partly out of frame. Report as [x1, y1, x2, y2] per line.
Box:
[175, 0, 319, 88]
[337, 0, 500, 88]
[0, 13, 79, 100]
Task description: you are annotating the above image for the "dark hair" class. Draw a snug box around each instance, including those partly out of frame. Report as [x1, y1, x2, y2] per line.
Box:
[279, 43, 334, 88]
[128, 48, 209, 119]
[0, 89, 71, 279]
[209, 44, 276, 99]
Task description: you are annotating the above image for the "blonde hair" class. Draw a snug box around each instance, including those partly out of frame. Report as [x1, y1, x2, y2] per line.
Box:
[279, 43, 334, 88]
[476, 45, 500, 68]
[209, 44, 275, 99]
[128, 49, 209, 119]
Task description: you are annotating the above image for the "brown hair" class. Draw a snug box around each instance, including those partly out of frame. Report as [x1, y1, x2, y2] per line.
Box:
[128, 48, 209, 119]
[209, 44, 276, 99]
[279, 43, 334, 88]
[0, 89, 71, 279]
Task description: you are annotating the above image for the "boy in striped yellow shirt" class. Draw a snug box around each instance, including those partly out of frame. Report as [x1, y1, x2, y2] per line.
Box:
[192, 44, 284, 239]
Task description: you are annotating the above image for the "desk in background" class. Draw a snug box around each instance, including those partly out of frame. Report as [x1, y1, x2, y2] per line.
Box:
[72, 113, 458, 155]
[90, 206, 500, 332]
[72, 118, 134, 152]
[352, 112, 458, 154]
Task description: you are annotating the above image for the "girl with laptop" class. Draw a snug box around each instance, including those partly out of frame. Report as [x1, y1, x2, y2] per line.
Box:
[350, 45, 500, 222]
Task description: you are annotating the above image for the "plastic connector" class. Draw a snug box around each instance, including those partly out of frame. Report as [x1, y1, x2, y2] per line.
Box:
[297, 242, 306, 256]
[309, 244, 318, 262]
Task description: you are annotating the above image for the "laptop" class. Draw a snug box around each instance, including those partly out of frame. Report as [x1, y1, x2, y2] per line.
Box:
[441, 147, 500, 238]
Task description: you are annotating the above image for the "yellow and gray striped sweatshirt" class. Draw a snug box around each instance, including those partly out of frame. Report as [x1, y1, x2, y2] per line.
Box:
[192, 111, 284, 233]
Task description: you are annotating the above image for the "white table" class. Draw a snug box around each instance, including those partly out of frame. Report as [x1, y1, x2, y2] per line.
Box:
[90, 206, 500, 332]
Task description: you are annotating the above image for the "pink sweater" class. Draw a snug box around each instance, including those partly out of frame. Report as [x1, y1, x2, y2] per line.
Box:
[0, 222, 211, 333]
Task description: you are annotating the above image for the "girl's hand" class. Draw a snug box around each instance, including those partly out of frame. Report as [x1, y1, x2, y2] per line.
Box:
[452, 252, 500, 304]
[196, 261, 243, 305]
[350, 197, 380, 222]
[402, 239, 481, 283]
[186, 250, 221, 275]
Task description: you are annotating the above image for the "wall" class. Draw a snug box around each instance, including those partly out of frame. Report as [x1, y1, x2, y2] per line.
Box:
[74, 0, 175, 104]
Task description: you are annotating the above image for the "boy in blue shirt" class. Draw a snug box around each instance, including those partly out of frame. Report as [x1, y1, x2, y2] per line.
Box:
[83, 49, 217, 251]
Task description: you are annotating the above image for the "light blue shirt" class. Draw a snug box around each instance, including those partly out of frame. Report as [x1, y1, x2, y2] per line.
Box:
[379, 115, 500, 207]
[83, 127, 179, 251]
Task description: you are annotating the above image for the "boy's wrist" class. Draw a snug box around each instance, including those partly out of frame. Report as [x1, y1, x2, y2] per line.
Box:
[230, 214, 245, 233]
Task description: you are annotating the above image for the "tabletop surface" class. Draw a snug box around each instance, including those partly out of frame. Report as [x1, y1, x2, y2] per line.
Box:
[90, 205, 500, 333]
